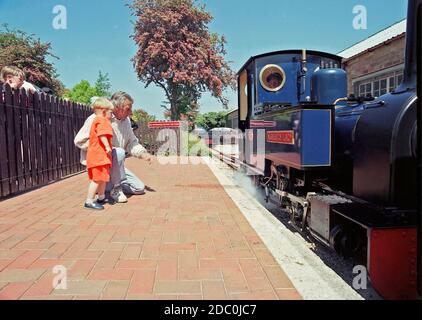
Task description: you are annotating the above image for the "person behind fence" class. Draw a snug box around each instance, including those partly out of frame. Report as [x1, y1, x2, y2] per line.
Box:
[84, 97, 115, 210]
[0, 66, 38, 93]
[74, 91, 152, 204]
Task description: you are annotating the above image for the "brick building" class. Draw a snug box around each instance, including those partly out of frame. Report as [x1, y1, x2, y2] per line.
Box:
[338, 19, 406, 97]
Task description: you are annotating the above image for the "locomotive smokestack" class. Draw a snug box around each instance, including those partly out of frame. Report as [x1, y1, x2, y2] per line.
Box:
[402, 0, 421, 88]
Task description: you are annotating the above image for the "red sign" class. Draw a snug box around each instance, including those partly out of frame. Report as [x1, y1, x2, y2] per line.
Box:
[148, 121, 181, 129]
[250, 120, 277, 128]
[266, 131, 295, 145]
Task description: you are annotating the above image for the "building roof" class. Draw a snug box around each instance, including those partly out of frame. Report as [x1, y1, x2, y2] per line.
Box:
[338, 19, 406, 60]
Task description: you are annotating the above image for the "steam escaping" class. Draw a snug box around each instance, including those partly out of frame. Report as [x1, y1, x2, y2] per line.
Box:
[232, 169, 268, 204]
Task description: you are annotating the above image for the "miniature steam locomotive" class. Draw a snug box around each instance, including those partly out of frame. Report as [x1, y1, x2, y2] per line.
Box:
[236, 0, 421, 300]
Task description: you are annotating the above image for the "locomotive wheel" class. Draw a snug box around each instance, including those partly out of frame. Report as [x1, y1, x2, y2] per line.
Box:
[330, 225, 361, 258]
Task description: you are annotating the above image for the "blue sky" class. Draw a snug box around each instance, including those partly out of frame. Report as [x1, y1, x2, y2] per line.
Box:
[0, 0, 408, 118]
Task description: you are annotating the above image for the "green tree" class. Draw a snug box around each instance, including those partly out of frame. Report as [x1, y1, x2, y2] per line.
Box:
[94, 71, 111, 97]
[63, 71, 112, 104]
[178, 85, 200, 122]
[0, 24, 63, 94]
[63, 80, 96, 105]
[132, 108, 157, 123]
[195, 111, 227, 131]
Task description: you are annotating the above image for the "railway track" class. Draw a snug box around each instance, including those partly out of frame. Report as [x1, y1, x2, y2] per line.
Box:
[210, 146, 240, 170]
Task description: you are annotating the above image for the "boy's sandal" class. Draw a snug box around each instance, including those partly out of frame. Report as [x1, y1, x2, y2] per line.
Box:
[84, 202, 104, 210]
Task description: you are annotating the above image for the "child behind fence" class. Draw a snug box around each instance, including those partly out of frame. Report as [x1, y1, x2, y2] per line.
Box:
[0, 66, 37, 93]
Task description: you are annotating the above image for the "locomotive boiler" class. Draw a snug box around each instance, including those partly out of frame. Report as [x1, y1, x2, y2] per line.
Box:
[236, 0, 421, 299]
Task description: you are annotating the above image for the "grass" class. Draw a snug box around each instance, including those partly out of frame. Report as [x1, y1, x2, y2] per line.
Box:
[187, 133, 212, 157]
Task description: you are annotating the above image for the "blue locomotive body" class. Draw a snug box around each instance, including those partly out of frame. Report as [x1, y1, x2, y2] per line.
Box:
[239, 50, 346, 170]
[254, 107, 332, 169]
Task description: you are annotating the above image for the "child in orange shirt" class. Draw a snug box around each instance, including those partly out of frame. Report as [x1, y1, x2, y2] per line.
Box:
[84, 97, 114, 210]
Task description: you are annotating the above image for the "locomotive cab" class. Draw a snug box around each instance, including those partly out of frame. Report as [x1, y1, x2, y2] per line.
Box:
[237, 50, 346, 173]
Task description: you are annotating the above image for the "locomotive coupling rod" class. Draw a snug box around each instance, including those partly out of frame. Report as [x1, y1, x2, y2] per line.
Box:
[263, 163, 277, 187]
[275, 190, 315, 231]
[275, 190, 308, 207]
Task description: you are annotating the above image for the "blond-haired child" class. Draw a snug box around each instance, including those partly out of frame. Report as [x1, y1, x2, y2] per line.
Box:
[84, 97, 114, 210]
[0, 66, 37, 93]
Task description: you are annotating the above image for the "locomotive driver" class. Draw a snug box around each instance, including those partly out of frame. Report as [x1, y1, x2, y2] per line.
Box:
[266, 73, 283, 89]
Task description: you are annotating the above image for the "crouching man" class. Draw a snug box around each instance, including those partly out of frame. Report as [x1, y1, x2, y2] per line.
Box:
[74, 91, 152, 203]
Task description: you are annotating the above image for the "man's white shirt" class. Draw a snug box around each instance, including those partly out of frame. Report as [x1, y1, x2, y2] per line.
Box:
[74, 114, 147, 165]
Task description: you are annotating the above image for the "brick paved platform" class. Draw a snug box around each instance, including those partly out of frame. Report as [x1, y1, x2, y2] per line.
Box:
[0, 158, 301, 300]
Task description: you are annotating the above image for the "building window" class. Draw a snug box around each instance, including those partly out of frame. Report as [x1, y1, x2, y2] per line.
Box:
[354, 70, 404, 98]
[396, 74, 403, 86]
[389, 76, 395, 92]
[359, 83, 372, 97]
[380, 79, 387, 95]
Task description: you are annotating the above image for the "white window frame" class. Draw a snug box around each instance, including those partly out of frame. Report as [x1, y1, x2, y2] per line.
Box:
[355, 69, 404, 98]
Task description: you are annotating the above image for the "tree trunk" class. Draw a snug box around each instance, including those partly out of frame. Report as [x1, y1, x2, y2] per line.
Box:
[170, 101, 178, 121]
[169, 83, 180, 121]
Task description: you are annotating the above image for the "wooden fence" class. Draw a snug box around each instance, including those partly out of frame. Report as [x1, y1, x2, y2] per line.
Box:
[0, 84, 91, 199]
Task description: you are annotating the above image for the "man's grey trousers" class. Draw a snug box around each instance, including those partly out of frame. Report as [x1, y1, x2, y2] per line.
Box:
[106, 147, 145, 195]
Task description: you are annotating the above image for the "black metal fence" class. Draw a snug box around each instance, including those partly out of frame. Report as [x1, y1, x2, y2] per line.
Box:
[0, 84, 91, 198]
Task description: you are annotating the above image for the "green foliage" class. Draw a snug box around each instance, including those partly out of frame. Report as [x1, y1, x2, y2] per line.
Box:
[94, 71, 112, 97]
[195, 111, 228, 131]
[0, 24, 63, 94]
[132, 108, 157, 123]
[177, 86, 200, 130]
[63, 71, 112, 104]
[187, 133, 211, 156]
[131, 109, 157, 152]
[63, 80, 96, 105]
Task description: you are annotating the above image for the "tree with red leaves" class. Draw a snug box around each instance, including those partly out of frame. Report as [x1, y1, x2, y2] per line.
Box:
[129, 0, 235, 120]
